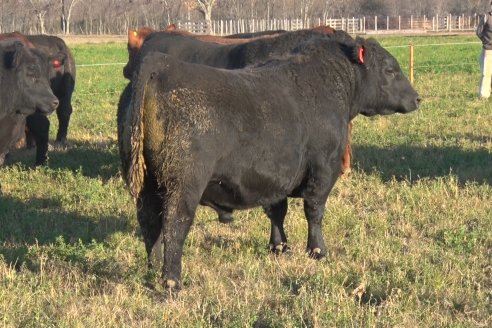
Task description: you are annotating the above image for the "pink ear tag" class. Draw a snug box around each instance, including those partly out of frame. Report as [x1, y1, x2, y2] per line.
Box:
[358, 47, 365, 64]
[53, 59, 60, 67]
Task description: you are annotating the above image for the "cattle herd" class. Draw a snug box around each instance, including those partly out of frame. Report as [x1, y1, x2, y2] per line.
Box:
[0, 26, 420, 291]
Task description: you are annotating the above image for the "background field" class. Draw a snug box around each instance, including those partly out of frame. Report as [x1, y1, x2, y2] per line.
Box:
[0, 35, 491, 327]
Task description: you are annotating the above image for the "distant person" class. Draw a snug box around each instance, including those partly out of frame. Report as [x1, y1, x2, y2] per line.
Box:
[476, 1, 492, 98]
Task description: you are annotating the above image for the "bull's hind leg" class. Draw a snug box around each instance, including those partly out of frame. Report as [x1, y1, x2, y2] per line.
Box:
[55, 76, 75, 147]
[161, 181, 205, 290]
[54, 96, 72, 147]
[263, 199, 290, 254]
[137, 177, 164, 268]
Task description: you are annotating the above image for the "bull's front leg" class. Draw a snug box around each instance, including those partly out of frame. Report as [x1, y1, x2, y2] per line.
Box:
[263, 198, 290, 254]
[303, 167, 338, 259]
[303, 198, 327, 259]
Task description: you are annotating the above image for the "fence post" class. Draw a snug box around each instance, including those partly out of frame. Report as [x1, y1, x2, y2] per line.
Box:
[387, 16, 389, 30]
[409, 43, 414, 84]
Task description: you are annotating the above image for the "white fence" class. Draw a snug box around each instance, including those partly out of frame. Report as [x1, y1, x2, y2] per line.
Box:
[177, 15, 479, 36]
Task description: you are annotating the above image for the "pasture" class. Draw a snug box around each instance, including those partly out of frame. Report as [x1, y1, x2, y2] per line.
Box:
[0, 34, 491, 327]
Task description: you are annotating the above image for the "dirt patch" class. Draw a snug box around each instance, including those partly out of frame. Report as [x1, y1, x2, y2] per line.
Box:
[58, 34, 127, 45]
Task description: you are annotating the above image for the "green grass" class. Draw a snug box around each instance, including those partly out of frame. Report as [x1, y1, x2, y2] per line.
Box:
[0, 35, 491, 327]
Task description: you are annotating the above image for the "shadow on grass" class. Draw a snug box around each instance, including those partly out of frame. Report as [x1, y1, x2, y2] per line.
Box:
[0, 194, 132, 268]
[353, 144, 492, 185]
[47, 140, 490, 186]
[6, 140, 120, 181]
[48, 140, 120, 180]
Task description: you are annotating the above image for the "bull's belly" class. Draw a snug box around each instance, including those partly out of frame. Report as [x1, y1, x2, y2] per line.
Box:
[200, 165, 304, 209]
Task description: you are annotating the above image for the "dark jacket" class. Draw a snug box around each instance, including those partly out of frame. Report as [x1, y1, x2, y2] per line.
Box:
[480, 12, 492, 50]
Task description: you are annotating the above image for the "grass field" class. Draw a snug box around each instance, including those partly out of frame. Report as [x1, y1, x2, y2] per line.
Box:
[0, 34, 491, 327]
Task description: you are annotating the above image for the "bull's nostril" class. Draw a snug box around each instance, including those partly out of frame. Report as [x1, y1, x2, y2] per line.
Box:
[52, 99, 60, 109]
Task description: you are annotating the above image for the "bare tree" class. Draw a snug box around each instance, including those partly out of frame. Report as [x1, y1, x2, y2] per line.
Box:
[61, 0, 82, 34]
[196, 0, 217, 32]
[0, 0, 486, 35]
[28, 0, 54, 34]
[300, 0, 315, 26]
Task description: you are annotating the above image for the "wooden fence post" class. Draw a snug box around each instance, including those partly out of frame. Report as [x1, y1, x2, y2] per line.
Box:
[409, 43, 414, 84]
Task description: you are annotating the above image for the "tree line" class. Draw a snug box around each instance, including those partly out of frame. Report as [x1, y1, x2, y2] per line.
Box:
[0, 0, 490, 35]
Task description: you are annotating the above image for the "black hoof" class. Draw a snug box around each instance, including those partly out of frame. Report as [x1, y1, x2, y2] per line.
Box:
[269, 243, 291, 255]
[53, 140, 68, 150]
[34, 158, 48, 166]
[306, 247, 326, 260]
[218, 214, 234, 224]
[163, 278, 181, 292]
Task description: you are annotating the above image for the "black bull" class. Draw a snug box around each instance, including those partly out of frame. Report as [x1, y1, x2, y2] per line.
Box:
[118, 36, 421, 289]
[123, 28, 353, 225]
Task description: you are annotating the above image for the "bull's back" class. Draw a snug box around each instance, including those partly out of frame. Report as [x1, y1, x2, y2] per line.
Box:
[140, 34, 234, 69]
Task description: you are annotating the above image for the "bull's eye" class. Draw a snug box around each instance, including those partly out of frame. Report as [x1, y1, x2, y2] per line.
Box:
[26, 65, 40, 79]
[385, 68, 395, 78]
[27, 70, 36, 78]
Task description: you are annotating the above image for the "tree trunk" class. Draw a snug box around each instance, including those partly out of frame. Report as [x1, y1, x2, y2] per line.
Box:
[37, 11, 46, 34]
[197, 0, 216, 33]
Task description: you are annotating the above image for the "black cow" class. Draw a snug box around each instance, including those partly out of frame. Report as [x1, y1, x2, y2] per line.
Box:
[0, 41, 59, 165]
[118, 36, 421, 289]
[122, 27, 352, 227]
[24, 35, 76, 165]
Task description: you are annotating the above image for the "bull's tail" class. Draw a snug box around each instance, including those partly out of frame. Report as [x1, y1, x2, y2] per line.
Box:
[127, 68, 152, 199]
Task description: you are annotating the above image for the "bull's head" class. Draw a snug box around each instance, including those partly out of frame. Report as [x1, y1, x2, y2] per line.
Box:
[352, 37, 421, 117]
[3, 42, 59, 115]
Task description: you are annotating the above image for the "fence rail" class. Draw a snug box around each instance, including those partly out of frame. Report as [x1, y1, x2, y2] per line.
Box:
[177, 15, 479, 36]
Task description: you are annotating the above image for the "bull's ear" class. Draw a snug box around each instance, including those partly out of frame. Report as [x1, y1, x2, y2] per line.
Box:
[52, 51, 66, 67]
[128, 29, 139, 46]
[353, 38, 366, 65]
[356, 45, 365, 64]
[3, 41, 24, 69]
[165, 24, 177, 31]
